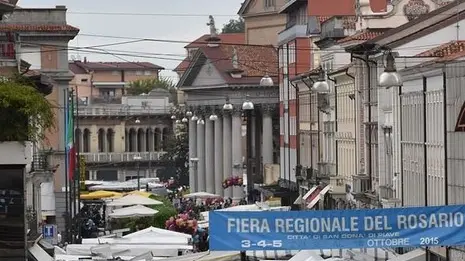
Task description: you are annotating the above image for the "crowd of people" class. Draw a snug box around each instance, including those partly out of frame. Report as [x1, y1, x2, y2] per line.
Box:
[167, 195, 248, 252]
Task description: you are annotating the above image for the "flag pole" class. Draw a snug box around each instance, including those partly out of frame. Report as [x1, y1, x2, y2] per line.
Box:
[70, 89, 77, 244]
[74, 86, 82, 243]
[63, 88, 70, 243]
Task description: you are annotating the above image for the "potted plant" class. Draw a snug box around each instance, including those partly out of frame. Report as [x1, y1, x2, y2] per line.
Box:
[0, 74, 54, 164]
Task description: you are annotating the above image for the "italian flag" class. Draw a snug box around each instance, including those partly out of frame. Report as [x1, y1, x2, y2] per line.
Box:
[66, 95, 76, 180]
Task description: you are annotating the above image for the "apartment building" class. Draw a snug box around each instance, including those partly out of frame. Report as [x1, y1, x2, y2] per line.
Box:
[69, 61, 172, 182]
[0, 3, 78, 259]
[69, 59, 164, 105]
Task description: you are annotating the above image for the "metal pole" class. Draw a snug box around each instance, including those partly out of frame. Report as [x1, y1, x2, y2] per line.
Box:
[75, 86, 81, 242]
[63, 89, 70, 243]
[246, 109, 253, 204]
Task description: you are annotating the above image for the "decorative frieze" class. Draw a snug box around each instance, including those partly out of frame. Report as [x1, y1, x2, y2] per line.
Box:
[403, 0, 430, 21]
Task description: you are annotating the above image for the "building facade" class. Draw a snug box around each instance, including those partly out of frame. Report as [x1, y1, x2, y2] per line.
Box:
[69, 60, 164, 105]
[238, 0, 286, 45]
[177, 24, 279, 201]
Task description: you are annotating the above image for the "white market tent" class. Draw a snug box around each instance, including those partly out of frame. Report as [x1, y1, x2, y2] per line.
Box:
[183, 192, 222, 199]
[123, 226, 192, 240]
[107, 194, 163, 207]
[65, 243, 192, 257]
[81, 236, 188, 246]
[108, 205, 159, 218]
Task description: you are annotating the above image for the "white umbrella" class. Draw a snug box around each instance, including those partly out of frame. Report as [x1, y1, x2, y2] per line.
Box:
[183, 192, 221, 199]
[108, 205, 159, 219]
[106, 194, 163, 207]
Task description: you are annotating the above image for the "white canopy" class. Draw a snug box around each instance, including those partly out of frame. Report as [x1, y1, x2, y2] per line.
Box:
[123, 226, 192, 240]
[81, 236, 188, 245]
[183, 192, 221, 199]
[109, 205, 159, 218]
[65, 243, 192, 257]
[107, 194, 163, 207]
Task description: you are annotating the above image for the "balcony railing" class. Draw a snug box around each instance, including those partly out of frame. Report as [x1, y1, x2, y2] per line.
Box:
[352, 175, 371, 194]
[76, 105, 171, 116]
[80, 152, 166, 163]
[90, 95, 122, 104]
[31, 153, 51, 172]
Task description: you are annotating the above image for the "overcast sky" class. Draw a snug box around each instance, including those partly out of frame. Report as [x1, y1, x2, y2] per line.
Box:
[19, 0, 243, 81]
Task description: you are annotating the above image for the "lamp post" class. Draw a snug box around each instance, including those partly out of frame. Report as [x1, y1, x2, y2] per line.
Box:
[134, 155, 142, 190]
[378, 52, 403, 88]
[242, 95, 254, 203]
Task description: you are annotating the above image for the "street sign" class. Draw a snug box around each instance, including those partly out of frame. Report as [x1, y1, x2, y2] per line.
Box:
[43, 224, 54, 238]
[209, 204, 465, 251]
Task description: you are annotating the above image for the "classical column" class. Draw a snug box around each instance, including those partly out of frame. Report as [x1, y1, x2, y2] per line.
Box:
[223, 112, 233, 198]
[214, 116, 224, 195]
[232, 109, 244, 200]
[188, 119, 197, 192]
[205, 117, 215, 193]
[197, 118, 206, 192]
[262, 105, 274, 165]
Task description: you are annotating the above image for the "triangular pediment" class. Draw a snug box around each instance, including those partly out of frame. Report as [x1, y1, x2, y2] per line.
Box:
[177, 50, 226, 89]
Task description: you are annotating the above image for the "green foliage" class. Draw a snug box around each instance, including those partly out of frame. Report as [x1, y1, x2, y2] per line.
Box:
[0, 75, 54, 142]
[222, 18, 245, 33]
[113, 195, 177, 231]
[128, 77, 178, 105]
[157, 124, 189, 186]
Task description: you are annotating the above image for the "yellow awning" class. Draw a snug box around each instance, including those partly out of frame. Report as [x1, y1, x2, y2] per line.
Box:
[80, 190, 122, 200]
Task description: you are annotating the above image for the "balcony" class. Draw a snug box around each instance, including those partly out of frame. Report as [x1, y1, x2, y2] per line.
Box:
[315, 16, 356, 48]
[90, 95, 122, 104]
[278, 24, 307, 45]
[80, 151, 166, 163]
[76, 105, 171, 117]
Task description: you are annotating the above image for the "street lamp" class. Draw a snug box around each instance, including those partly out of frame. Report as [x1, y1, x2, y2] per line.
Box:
[182, 117, 189, 123]
[135, 118, 140, 124]
[170, 115, 176, 120]
[186, 111, 193, 117]
[191, 115, 199, 121]
[223, 97, 233, 111]
[260, 74, 274, 86]
[312, 68, 330, 93]
[197, 119, 205, 125]
[378, 52, 403, 88]
[209, 113, 218, 121]
[133, 155, 142, 190]
[242, 95, 254, 110]
[175, 119, 181, 124]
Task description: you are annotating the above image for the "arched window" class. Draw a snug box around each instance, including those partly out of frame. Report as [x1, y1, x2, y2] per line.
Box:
[98, 128, 106, 152]
[83, 129, 91, 152]
[74, 128, 82, 152]
[106, 129, 115, 152]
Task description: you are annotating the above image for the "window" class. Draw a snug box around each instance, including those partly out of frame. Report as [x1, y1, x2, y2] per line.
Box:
[141, 101, 149, 107]
[144, 70, 151, 75]
[112, 71, 120, 75]
[136, 71, 143, 76]
[81, 78, 88, 83]
[100, 88, 116, 97]
[288, 43, 296, 65]
[264, 0, 275, 8]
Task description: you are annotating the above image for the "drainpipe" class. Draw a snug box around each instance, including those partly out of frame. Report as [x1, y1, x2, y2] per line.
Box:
[443, 70, 450, 261]
[301, 77, 314, 182]
[345, 68, 356, 183]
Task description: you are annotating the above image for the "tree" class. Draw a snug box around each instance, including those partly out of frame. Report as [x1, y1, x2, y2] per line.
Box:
[157, 123, 189, 186]
[128, 77, 178, 105]
[221, 18, 245, 33]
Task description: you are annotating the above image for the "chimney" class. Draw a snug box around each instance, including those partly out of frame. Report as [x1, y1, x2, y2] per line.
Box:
[83, 57, 87, 63]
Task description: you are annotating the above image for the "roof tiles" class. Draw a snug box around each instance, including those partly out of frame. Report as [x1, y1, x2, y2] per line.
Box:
[416, 41, 465, 61]
[337, 28, 389, 44]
